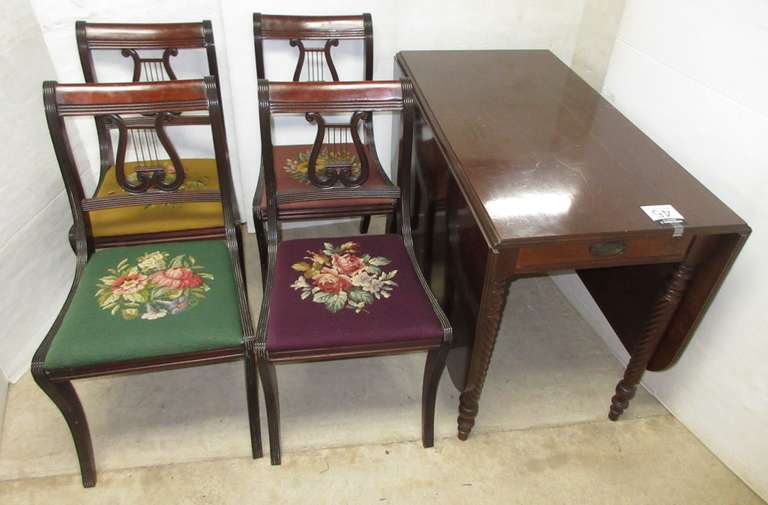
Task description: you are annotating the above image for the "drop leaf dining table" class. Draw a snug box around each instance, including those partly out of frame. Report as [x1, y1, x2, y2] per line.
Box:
[394, 50, 750, 440]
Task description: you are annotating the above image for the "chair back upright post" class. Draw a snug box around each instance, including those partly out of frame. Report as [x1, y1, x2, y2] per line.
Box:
[394, 79, 415, 247]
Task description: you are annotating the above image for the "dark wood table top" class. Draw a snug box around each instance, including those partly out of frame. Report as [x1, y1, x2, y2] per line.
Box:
[396, 50, 748, 249]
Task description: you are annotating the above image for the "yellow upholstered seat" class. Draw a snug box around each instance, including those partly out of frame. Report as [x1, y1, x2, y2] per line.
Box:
[90, 159, 224, 238]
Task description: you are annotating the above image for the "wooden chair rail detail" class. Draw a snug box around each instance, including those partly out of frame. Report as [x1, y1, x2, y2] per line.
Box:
[258, 28, 367, 40]
[57, 101, 208, 116]
[265, 82, 405, 113]
[255, 14, 369, 40]
[85, 39, 207, 49]
[81, 190, 221, 211]
[47, 347, 242, 382]
[268, 341, 441, 363]
[53, 80, 208, 107]
[275, 187, 401, 204]
[78, 22, 208, 49]
[269, 100, 401, 113]
[103, 114, 211, 128]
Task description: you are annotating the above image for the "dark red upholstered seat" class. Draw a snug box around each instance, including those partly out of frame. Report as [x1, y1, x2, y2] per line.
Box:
[266, 234, 443, 358]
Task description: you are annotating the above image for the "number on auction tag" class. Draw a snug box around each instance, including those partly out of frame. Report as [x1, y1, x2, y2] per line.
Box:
[640, 205, 686, 237]
[641, 205, 684, 222]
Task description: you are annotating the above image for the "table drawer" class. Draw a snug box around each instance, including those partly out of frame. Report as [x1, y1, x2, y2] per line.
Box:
[515, 235, 692, 272]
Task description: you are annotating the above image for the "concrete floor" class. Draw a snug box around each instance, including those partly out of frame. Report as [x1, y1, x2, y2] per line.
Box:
[0, 221, 763, 504]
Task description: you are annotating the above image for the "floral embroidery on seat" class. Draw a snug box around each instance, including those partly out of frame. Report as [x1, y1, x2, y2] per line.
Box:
[290, 241, 398, 314]
[284, 149, 361, 184]
[96, 250, 213, 320]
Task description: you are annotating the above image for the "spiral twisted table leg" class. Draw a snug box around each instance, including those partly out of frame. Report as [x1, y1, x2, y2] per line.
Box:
[458, 277, 509, 440]
[609, 262, 695, 420]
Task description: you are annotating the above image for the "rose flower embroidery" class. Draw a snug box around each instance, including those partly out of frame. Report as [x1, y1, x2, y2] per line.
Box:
[150, 267, 204, 290]
[95, 251, 213, 320]
[110, 273, 148, 296]
[290, 241, 398, 313]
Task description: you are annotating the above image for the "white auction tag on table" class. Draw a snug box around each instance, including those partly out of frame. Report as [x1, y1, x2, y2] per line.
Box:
[641, 204, 686, 237]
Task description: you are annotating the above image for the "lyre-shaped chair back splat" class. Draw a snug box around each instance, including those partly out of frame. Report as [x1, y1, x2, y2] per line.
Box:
[305, 111, 370, 188]
[108, 113, 186, 193]
[120, 47, 179, 82]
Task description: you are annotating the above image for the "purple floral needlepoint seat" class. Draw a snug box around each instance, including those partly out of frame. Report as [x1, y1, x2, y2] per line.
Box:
[267, 234, 444, 356]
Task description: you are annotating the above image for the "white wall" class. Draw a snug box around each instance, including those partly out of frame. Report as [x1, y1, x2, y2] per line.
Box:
[571, 0, 627, 90]
[0, 0, 77, 381]
[554, 0, 768, 499]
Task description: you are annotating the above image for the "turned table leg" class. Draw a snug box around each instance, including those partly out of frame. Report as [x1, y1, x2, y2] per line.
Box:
[458, 266, 509, 440]
[609, 262, 695, 420]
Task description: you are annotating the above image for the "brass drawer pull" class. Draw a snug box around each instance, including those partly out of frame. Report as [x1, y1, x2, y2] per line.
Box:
[590, 241, 625, 257]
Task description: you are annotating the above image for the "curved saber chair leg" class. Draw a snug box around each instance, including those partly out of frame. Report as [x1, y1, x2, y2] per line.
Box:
[422, 346, 449, 448]
[244, 355, 263, 459]
[259, 362, 281, 465]
[32, 372, 96, 487]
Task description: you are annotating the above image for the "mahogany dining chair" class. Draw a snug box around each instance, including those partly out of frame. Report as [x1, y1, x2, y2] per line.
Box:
[34, 78, 261, 487]
[254, 78, 452, 465]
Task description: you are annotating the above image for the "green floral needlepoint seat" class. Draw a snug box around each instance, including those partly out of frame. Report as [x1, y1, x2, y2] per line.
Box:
[44, 240, 243, 370]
